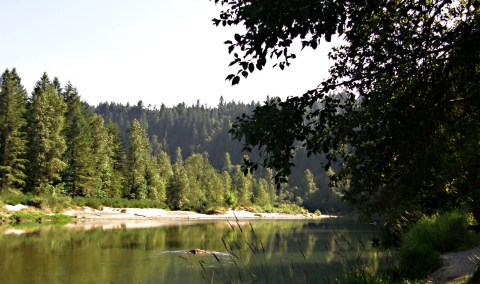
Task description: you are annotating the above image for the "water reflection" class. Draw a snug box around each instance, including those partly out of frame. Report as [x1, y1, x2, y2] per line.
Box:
[0, 218, 382, 283]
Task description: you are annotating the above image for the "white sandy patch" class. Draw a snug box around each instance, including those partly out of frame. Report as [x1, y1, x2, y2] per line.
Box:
[4, 204, 28, 212]
[3, 228, 27, 235]
[63, 206, 332, 221]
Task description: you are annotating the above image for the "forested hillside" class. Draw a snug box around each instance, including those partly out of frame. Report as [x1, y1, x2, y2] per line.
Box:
[0, 69, 348, 213]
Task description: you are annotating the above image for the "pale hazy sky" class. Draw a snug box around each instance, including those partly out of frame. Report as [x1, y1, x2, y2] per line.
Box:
[1, 0, 334, 107]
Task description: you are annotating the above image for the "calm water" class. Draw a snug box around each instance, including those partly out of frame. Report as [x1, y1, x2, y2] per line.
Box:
[0, 217, 383, 283]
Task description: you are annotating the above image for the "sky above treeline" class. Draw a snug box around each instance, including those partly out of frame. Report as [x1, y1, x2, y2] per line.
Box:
[1, 0, 335, 107]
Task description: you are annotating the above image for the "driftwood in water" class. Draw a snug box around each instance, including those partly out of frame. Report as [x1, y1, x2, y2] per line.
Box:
[188, 248, 208, 254]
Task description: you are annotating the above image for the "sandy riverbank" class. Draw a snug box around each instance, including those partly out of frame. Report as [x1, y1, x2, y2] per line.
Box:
[62, 206, 331, 221]
[2, 204, 335, 231]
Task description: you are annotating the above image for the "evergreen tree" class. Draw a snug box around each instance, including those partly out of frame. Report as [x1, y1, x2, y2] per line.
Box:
[221, 170, 236, 207]
[157, 151, 173, 183]
[302, 169, 318, 200]
[62, 83, 96, 196]
[90, 115, 112, 197]
[222, 152, 232, 172]
[202, 157, 224, 208]
[254, 178, 271, 207]
[232, 165, 253, 206]
[174, 147, 183, 166]
[301, 169, 321, 210]
[167, 163, 189, 210]
[0, 69, 28, 192]
[125, 119, 150, 199]
[150, 134, 162, 156]
[145, 156, 166, 201]
[105, 122, 126, 197]
[26, 73, 67, 193]
[184, 153, 207, 209]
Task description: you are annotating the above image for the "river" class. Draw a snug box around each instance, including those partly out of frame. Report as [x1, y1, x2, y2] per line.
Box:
[0, 217, 383, 283]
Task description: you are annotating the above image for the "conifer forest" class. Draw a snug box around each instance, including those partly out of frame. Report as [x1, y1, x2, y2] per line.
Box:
[0, 69, 346, 213]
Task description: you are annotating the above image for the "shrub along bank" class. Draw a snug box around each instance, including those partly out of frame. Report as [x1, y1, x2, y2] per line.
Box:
[398, 211, 479, 279]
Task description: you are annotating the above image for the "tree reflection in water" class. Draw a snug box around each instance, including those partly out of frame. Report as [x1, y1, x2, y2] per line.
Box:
[0, 218, 383, 283]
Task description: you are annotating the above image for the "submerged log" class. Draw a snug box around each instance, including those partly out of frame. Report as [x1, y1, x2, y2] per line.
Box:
[188, 249, 208, 254]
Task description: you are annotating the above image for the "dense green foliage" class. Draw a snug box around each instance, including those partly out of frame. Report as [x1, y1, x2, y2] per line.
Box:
[26, 73, 67, 194]
[212, 0, 480, 233]
[0, 69, 28, 192]
[62, 83, 98, 196]
[0, 69, 349, 213]
[398, 211, 478, 278]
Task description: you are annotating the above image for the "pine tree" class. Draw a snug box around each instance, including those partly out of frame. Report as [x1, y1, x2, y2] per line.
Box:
[105, 122, 126, 197]
[232, 165, 253, 206]
[145, 156, 166, 201]
[157, 151, 173, 183]
[174, 147, 183, 166]
[254, 178, 271, 207]
[126, 119, 150, 199]
[302, 169, 322, 210]
[90, 115, 112, 197]
[221, 170, 236, 208]
[26, 73, 67, 193]
[183, 154, 207, 209]
[203, 163, 224, 208]
[62, 83, 96, 196]
[0, 69, 28, 192]
[303, 169, 318, 199]
[223, 152, 232, 172]
[167, 163, 189, 210]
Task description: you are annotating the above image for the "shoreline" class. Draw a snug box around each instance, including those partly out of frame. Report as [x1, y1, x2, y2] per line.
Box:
[62, 206, 335, 221]
[1, 204, 337, 232]
[2, 204, 337, 233]
[60, 206, 336, 231]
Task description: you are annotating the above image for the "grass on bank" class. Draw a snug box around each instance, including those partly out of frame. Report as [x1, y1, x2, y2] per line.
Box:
[9, 210, 73, 223]
[0, 200, 72, 224]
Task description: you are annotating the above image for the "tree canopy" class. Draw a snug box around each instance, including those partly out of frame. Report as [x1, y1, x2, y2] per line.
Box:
[213, 0, 480, 228]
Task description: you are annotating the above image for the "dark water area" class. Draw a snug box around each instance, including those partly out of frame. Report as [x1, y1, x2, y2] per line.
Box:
[0, 217, 384, 283]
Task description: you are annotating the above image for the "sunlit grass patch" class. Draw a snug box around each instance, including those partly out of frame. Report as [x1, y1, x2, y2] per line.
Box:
[9, 209, 72, 223]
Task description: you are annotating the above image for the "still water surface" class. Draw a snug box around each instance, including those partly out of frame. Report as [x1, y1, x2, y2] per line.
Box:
[0, 217, 382, 283]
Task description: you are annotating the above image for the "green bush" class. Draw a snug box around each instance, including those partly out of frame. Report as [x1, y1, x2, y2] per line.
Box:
[398, 210, 478, 278]
[1, 193, 32, 206]
[398, 238, 442, 278]
[0, 193, 72, 212]
[244, 202, 308, 215]
[224, 192, 237, 207]
[403, 211, 475, 253]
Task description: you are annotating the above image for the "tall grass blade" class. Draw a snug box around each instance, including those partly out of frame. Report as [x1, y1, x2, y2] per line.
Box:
[259, 239, 265, 253]
[210, 270, 215, 284]
[297, 241, 307, 260]
[227, 220, 235, 231]
[212, 252, 221, 264]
